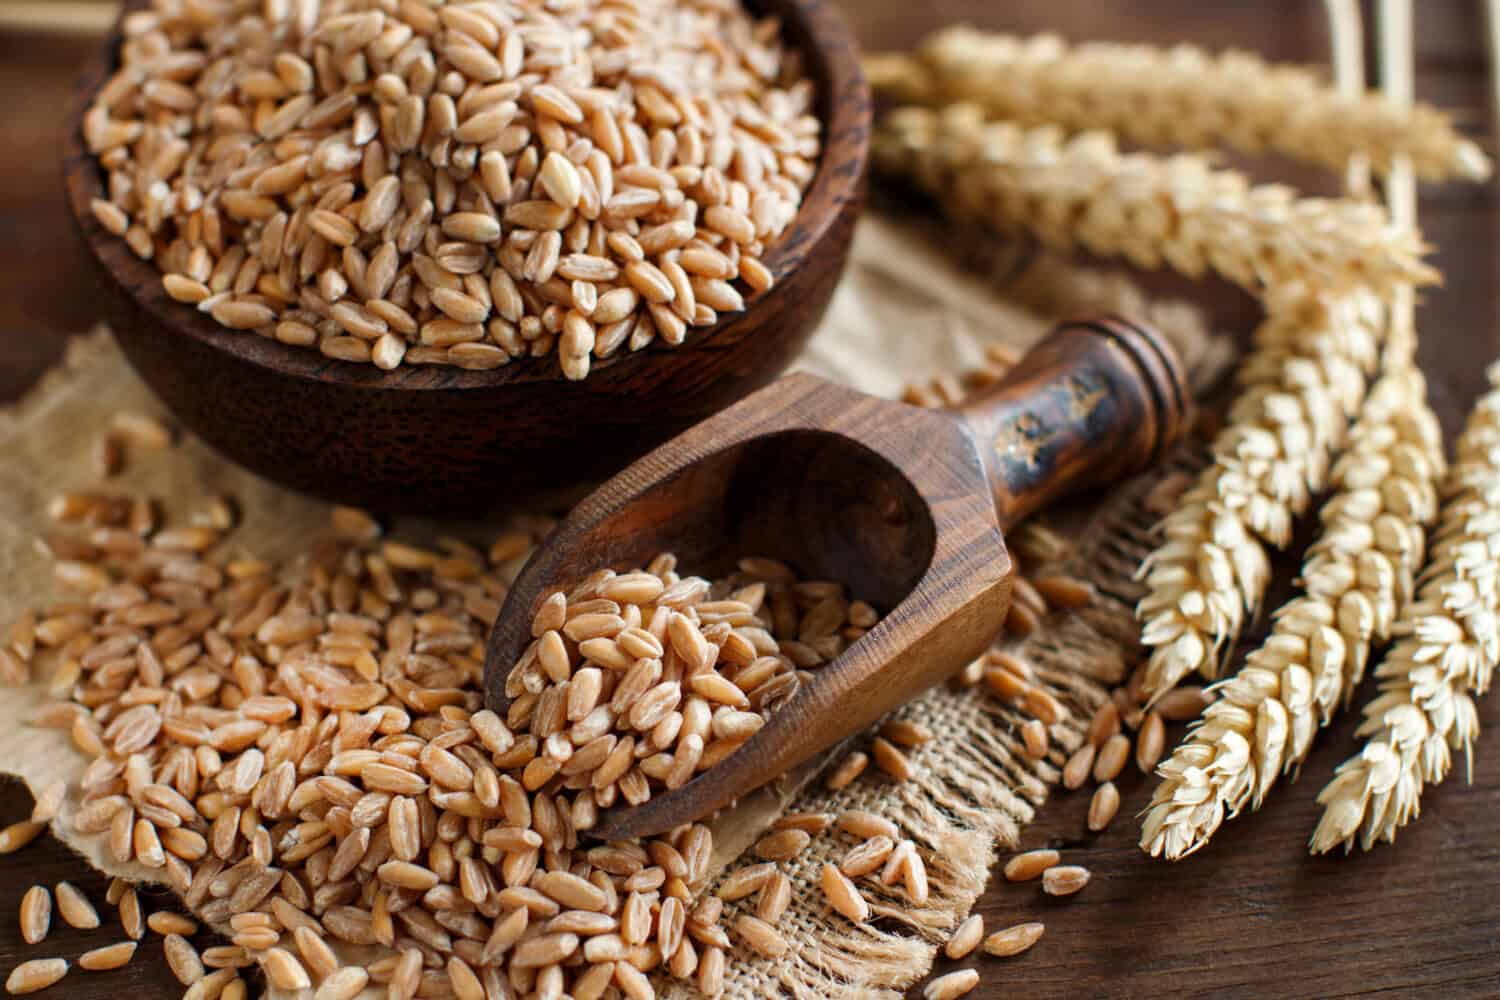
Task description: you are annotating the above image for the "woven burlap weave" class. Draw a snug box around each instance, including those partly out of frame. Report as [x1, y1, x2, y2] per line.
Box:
[0, 211, 1223, 998]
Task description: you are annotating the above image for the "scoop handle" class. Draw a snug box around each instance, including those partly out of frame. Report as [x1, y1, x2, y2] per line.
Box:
[954, 317, 1191, 530]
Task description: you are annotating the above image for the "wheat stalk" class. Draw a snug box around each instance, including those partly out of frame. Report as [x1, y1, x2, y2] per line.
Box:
[1135, 284, 1382, 700]
[1141, 366, 1444, 858]
[1310, 363, 1500, 852]
[866, 27, 1491, 183]
[873, 104, 1437, 296]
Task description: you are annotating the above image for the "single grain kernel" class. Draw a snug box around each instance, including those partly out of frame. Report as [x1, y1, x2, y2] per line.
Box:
[1020, 718, 1048, 759]
[923, 969, 980, 1000]
[1088, 781, 1121, 832]
[944, 914, 984, 959]
[1155, 685, 1213, 721]
[826, 752, 868, 790]
[6, 958, 67, 994]
[983, 921, 1045, 957]
[871, 737, 914, 781]
[78, 942, 137, 971]
[1062, 743, 1095, 790]
[1136, 711, 1166, 773]
[1041, 865, 1092, 896]
[819, 863, 869, 923]
[1087, 699, 1122, 747]
[1003, 848, 1060, 882]
[19, 886, 50, 944]
[54, 882, 99, 930]
[1094, 733, 1131, 783]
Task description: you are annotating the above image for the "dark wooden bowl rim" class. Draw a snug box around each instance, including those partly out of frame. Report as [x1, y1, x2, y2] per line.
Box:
[62, 0, 870, 395]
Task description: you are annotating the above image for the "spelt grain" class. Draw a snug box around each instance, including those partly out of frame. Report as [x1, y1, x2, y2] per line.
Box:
[314, 967, 369, 1000]
[0, 821, 44, 853]
[53, 883, 98, 930]
[77, 942, 137, 972]
[260, 948, 310, 991]
[734, 914, 789, 958]
[826, 752, 869, 790]
[945, 914, 985, 959]
[164, 933, 205, 985]
[5, 959, 67, 995]
[983, 921, 1046, 957]
[1021, 719, 1049, 759]
[1094, 734, 1131, 783]
[871, 737, 915, 781]
[1088, 782, 1121, 832]
[1136, 712, 1166, 772]
[1041, 865, 1092, 896]
[753, 829, 811, 862]
[1063, 744, 1095, 790]
[820, 863, 870, 922]
[19, 886, 49, 945]
[118, 889, 142, 940]
[1003, 849, 1060, 882]
[923, 969, 980, 1000]
[756, 872, 792, 925]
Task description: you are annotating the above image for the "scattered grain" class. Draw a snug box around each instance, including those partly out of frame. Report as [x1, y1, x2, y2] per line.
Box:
[826, 752, 869, 790]
[944, 914, 984, 959]
[147, 912, 198, 937]
[1154, 685, 1213, 721]
[1093, 733, 1130, 783]
[871, 737, 915, 781]
[1136, 711, 1165, 773]
[6, 959, 67, 995]
[735, 915, 789, 958]
[1020, 718, 1048, 759]
[0, 821, 44, 854]
[924, 969, 980, 1000]
[820, 863, 870, 922]
[1062, 744, 1095, 790]
[1041, 865, 1092, 896]
[78, 942, 137, 972]
[54, 883, 99, 930]
[163, 934, 205, 986]
[1088, 782, 1120, 832]
[19, 886, 50, 945]
[982, 921, 1045, 957]
[1003, 849, 1060, 882]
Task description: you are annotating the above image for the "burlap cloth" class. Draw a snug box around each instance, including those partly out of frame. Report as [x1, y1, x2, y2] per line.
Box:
[0, 211, 1226, 998]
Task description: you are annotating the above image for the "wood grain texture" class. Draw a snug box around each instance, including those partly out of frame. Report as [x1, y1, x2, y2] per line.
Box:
[62, 0, 871, 514]
[2, 2, 1499, 998]
[487, 319, 1187, 839]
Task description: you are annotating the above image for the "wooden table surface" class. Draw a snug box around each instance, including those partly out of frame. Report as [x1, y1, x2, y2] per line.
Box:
[2, 2, 1498, 997]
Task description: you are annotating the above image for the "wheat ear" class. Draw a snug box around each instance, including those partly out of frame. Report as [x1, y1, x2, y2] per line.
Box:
[872, 104, 1437, 295]
[866, 27, 1490, 183]
[1134, 284, 1381, 701]
[1141, 367, 1444, 858]
[1311, 365, 1500, 852]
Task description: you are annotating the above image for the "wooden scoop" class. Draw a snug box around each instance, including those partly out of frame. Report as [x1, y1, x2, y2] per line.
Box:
[483, 317, 1189, 840]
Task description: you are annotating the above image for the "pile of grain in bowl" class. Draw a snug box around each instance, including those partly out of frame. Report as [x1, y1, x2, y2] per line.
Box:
[11, 488, 873, 997]
[83, 0, 821, 378]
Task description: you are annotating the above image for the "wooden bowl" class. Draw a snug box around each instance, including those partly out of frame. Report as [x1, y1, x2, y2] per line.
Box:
[62, 0, 871, 515]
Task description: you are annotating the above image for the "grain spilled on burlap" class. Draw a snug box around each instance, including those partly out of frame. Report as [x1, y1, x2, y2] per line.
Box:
[0, 212, 1223, 998]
